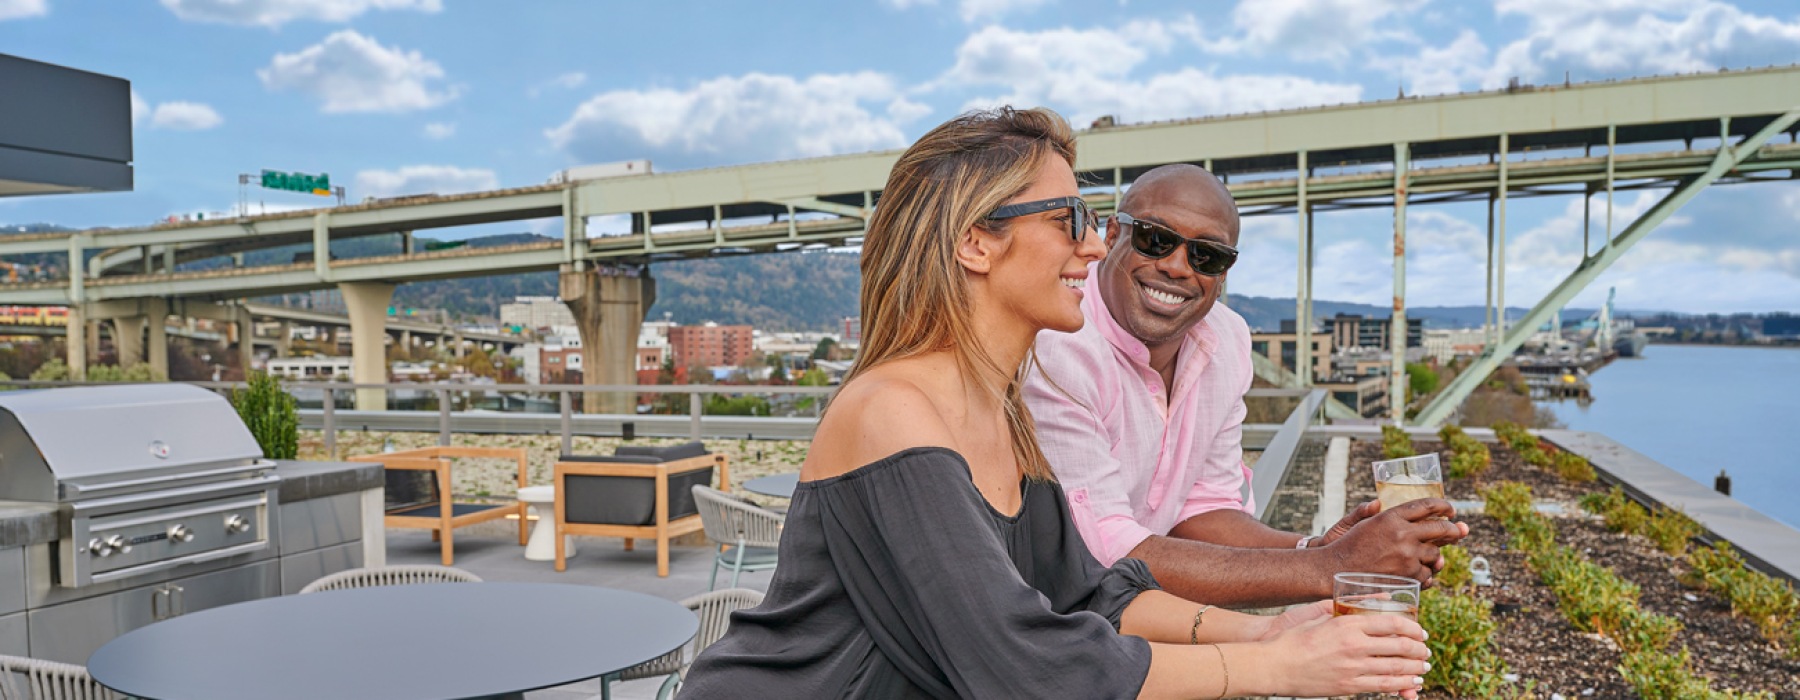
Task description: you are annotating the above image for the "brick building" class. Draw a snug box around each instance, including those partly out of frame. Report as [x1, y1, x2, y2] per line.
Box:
[669, 323, 754, 369]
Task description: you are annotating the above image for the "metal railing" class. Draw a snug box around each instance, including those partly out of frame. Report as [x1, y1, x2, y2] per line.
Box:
[1250, 388, 1330, 522]
[0, 380, 836, 458]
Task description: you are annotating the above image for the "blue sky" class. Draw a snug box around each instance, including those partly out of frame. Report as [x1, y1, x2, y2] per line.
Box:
[3, 0, 1799, 314]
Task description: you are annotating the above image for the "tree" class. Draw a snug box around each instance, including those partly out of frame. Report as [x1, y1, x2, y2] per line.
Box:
[811, 337, 838, 361]
[1407, 362, 1440, 403]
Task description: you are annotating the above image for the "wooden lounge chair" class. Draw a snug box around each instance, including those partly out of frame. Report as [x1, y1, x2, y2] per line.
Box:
[350, 447, 529, 565]
[553, 441, 730, 577]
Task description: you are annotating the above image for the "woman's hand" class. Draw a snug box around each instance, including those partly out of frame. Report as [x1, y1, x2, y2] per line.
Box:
[1255, 600, 1330, 641]
[1255, 614, 1430, 699]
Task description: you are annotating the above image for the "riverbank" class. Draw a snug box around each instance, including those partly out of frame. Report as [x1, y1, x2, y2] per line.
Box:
[1546, 344, 1799, 528]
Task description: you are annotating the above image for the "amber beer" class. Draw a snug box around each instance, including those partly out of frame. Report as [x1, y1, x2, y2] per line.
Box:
[1333, 596, 1419, 621]
[1332, 573, 1421, 622]
[1375, 474, 1445, 513]
[1371, 454, 1444, 513]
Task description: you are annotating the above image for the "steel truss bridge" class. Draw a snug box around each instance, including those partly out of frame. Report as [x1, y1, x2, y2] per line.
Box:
[3, 66, 1798, 425]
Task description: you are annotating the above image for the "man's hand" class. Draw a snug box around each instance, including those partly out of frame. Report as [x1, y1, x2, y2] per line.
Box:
[1315, 500, 1382, 547]
[1321, 499, 1467, 586]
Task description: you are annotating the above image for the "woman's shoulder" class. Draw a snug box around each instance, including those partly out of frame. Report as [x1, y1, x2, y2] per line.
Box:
[802, 367, 958, 481]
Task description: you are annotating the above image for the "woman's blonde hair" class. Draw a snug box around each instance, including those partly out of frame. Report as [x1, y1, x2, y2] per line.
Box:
[842, 106, 1076, 481]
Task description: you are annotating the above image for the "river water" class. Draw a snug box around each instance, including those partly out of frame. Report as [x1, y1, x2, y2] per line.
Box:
[1547, 344, 1799, 528]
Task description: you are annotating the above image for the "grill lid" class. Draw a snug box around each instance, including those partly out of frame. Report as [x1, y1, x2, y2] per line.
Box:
[0, 384, 265, 499]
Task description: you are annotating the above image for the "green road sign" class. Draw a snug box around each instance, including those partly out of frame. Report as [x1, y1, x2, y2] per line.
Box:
[260, 170, 331, 196]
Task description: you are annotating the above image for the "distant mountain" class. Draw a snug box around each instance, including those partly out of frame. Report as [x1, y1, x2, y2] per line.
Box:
[0, 223, 1649, 333]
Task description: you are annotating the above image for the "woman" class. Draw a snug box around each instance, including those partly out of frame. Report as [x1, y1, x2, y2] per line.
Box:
[679, 107, 1430, 699]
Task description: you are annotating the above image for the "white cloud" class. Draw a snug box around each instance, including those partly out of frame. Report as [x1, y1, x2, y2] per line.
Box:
[159, 0, 439, 28]
[353, 165, 498, 199]
[149, 101, 224, 130]
[258, 30, 460, 113]
[1387, 1, 1800, 95]
[939, 22, 1362, 125]
[528, 71, 587, 97]
[881, 0, 1050, 23]
[422, 122, 455, 139]
[130, 89, 150, 126]
[546, 72, 923, 168]
[0, 0, 45, 21]
[1207, 0, 1428, 61]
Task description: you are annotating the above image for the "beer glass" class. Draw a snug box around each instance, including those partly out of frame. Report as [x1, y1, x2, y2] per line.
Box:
[1332, 573, 1421, 620]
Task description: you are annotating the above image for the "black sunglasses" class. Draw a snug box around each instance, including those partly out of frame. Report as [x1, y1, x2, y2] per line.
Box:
[985, 196, 1098, 243]
[1112, 212, 1238, 277]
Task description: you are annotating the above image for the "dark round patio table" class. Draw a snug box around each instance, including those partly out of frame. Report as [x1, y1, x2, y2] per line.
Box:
[742, 472, 800, 499]
[87, 582, 696, 700]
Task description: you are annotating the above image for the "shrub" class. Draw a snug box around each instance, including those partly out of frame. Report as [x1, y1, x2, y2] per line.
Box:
[1508, 512, 1558, 554]
[1620, 648, 1773, 700]
[1583, 486, 1650, 534]
[232, 372, 298, 460]
[1643, 508, 1702, 556]
[1438, 545, 1472, 591]
[1419, 589, 1522, 697]
[85, 363, 166, 382]
[1684, 542, 1800, 645]
[1380, 424, 1415, 459]
[1481, 481, 1535, 524]
[29, 358, 68, 380]
[1554, 451, 1597, 482]
[1449, 449, 1488, 479]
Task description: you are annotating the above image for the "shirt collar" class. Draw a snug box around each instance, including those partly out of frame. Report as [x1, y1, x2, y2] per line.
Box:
[1086, 261, 1221, 372]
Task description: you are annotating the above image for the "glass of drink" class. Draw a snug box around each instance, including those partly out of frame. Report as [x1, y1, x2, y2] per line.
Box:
[1333, 573, 1421, 620]
[1372, 453, 1444, 513]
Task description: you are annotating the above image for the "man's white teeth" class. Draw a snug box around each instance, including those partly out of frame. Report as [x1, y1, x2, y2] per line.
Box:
[1143, 284, 1187, 305]
[1061, 277, 1086, 289]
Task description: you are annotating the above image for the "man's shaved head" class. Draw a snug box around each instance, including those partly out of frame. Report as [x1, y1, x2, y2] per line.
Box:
[1097, 163, 1241, 351]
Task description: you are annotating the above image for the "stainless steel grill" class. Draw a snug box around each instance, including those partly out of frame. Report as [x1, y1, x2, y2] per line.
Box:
[0, 384, 277, 588]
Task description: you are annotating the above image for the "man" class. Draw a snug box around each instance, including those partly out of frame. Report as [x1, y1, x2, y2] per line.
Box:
[1025, 164, 1466, 607]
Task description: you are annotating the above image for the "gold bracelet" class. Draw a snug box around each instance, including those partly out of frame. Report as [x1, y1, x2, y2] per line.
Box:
[1189, 604, 1213, 644]
[1209, 643, 1230, 699]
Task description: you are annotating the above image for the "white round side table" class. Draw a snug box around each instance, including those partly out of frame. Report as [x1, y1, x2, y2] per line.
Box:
[517, 485, 576, 562]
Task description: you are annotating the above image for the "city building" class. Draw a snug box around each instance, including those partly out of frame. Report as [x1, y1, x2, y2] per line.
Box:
[499, 296, 576, 331]
[1252, 322, 1333, 379]
[1316, 374, 1390, 418]
[842, 317, 862, 345]
[669, 322, 754, 369]
[540, 343, 583, 383]
[1323, 314, 1423, 352]
[266, 356, 352, 381]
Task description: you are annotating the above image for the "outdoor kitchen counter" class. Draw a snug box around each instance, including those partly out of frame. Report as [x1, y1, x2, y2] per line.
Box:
[272, 459, 383, 504]
[0, 501, 58, 549]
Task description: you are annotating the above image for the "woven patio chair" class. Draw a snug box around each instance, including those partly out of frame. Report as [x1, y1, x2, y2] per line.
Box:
[0, 655, 120, 700]
[601, 588, 765, 700]
[298, 564, 483, 594]
[692, 485, 784, 591]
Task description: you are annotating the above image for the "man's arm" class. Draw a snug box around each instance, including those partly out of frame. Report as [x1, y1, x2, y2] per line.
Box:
[1131, 499, 1465, 608]
[1167, 508, 1307, 549]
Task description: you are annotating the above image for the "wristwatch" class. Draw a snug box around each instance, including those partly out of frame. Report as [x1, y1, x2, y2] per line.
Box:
[1295, 535, 1318, 549]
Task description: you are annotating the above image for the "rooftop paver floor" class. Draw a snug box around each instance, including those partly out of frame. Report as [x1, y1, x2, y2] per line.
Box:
[386, 527, 774, 700]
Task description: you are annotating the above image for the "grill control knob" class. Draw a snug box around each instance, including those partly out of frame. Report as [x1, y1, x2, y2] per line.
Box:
[104, 535, 131, 555]
[168, 524, 195, 543]
[87, 538, 112, 557]
[224, 515, 251, 534]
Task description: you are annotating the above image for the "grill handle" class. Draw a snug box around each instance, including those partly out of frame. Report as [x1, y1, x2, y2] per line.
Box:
[63, 461, 275, 498]
[88, 541, 268, 585]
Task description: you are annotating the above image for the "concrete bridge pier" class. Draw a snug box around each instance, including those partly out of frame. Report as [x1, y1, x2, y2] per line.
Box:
[275, 320, 293, 358]
[146, 298, 168, 377]
[65, 306, 86, 380]
[560, 266, 654, 415]
[341, 282, 395, 410]
[113, 316, 145, 369]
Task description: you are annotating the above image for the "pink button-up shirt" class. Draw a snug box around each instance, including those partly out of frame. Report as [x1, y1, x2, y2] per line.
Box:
[1024, 269, 1255, 566]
